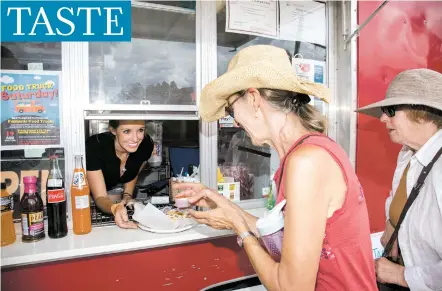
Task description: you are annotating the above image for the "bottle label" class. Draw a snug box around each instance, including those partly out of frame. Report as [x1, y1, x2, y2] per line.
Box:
[22, 211, 44, 237]
[21, 214, 29, 235]
[48, 179, 63, 188]
[75, 195, 90, 209]
[72, 172, 86, 188]
[1, 194, 13, 212]
[48, 188, 65, 203]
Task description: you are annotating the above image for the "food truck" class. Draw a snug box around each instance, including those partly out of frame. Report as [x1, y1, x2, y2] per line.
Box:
[1, 1, 441, 290]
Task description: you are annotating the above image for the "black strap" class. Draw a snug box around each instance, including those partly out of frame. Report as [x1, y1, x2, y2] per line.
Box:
[383, 145, 442, 257]
[277, 133, 333, 193]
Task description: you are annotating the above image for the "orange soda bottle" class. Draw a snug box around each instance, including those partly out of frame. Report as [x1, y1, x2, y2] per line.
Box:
[1, 182, 16, 246]
[70, 155, 92, 235]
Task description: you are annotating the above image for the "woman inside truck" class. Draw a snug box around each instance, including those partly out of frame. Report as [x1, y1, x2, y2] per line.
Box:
[175, 45, 377, 290]
[358, 68, 442, 290]
[86, 120, 154, 229]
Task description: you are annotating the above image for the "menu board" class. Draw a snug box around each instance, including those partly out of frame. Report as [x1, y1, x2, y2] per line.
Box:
[1, 71, 62, 146]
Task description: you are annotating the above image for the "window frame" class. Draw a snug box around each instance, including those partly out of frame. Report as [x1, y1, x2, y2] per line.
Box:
[61, 1, 337, 213]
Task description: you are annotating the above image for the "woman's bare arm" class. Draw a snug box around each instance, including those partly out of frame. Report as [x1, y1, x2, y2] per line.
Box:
[122, 162, 147, 201]
[87, 170, 109, 200]
[240, 145, 337, 290]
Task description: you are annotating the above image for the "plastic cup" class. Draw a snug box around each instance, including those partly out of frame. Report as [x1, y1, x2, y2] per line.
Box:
[175, 197, 190, 209]
[256, 200, 286, 262]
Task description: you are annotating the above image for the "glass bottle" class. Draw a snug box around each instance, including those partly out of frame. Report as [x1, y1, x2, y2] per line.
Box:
[20, 176, 45, 242]
[1, 182, 16, 246]
[70, 155, 92, 235]
[47, 156, 68, 238]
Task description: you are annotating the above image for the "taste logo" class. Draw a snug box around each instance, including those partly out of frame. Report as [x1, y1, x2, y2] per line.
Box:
[0, 1, 131, 42]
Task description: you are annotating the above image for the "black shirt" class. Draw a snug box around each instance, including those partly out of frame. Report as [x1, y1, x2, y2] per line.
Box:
[85, 132, 154, 190]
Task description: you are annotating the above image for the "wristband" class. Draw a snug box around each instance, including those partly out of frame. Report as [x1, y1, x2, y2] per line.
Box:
[111, 203, 124, 216]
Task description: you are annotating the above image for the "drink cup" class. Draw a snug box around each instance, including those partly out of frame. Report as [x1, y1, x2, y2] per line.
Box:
[256, 199, 286, 262]
[175, 197, 190, 209]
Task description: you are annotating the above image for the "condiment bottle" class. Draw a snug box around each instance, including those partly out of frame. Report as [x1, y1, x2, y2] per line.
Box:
[1, 182, 16, 246]
[20, 176, 45, 242]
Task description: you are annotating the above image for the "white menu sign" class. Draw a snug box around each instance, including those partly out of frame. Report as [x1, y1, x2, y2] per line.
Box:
[226, 0, 278, 39]
[279, 1, 326, 46]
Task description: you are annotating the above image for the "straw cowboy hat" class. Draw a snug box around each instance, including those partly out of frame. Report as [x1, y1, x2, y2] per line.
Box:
[357, 68, 442, 118]
[199, 45, 330, 122]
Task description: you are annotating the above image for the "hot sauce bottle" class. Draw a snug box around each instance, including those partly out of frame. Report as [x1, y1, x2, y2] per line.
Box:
[20, 176, 45, 242]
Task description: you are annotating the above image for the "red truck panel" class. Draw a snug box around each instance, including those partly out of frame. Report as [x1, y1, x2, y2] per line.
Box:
[357, 1, 442, 232]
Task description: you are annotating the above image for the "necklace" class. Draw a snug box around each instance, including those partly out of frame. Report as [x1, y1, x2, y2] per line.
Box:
[119, 153, 129, 176]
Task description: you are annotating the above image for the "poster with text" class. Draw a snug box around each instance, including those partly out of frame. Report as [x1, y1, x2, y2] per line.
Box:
[292, 58, 327, 112]
[1, 71, 61, 146]
[226, 0, 278, 39]
[279, 1, 326, 46]
[292, 58, 326, 85]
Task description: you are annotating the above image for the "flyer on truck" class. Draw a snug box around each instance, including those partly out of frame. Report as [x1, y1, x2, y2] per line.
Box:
[1, 71, 62, 146]
[226, 0, 278, 39]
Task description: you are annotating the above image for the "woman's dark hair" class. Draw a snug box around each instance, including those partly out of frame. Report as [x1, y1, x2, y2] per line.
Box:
[108, 120, 120, 129]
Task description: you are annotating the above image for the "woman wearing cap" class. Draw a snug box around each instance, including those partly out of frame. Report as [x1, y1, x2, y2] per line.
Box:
[358, 69, 442, 290]
[175, 45, 377, 290]
[86, 120, 153, 229]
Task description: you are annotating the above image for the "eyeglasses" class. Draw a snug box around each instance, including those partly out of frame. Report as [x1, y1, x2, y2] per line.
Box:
[381, 105, 408, 117]
[225, 90, 246, 118]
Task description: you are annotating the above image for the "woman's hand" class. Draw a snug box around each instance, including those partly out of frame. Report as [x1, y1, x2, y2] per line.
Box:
[173, 182, 216, 209]
[380, 219, 398, 258]
[375, 257, 408, 287]
[112, 203, 138, 229]
[174, 183, 248, 234]
[121, 194, 135, 206]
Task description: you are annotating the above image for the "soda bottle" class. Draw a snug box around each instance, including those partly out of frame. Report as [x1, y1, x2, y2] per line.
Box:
[1, 182, 16, 246]
[47, 156, 68, 238]
[20, 176, 45, 242]
[70, 155, 92, 235]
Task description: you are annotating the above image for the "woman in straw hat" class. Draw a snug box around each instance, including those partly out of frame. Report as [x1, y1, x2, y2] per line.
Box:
[357, 68, 442, 290]
[175, 45, 377, 290]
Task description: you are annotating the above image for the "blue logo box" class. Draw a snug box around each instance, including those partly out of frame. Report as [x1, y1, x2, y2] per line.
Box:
[1, 0, 131, 42]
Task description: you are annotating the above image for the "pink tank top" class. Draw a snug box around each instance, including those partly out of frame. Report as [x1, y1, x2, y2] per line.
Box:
[274, 133, 377, 291]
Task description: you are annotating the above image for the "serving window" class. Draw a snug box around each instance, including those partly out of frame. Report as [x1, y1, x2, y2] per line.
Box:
[215, 2, 328, 202]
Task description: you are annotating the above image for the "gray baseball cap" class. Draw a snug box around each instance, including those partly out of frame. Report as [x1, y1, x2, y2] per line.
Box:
[356, 68, 442, 118]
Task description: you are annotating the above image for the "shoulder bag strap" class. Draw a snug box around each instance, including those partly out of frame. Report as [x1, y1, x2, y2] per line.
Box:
[383, 146, 442, 257]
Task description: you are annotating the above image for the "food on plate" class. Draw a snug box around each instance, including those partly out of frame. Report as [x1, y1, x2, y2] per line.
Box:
[164, 209, 190, 221]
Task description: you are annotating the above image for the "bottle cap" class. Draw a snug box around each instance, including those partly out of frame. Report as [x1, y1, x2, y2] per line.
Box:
[1, 182, 6, 189]
[256, 199, 286, 236]
[23, 176, 37, 184]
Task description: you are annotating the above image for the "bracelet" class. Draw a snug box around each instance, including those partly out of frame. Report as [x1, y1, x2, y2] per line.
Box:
[122, 192, 133, 199]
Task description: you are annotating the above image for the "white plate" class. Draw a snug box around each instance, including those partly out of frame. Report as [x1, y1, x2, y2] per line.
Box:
[138, 223, 194, 234]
